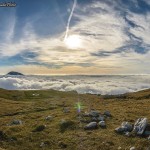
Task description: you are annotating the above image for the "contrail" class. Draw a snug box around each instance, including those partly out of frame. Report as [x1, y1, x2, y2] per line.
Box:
[64, 0, 77, 40]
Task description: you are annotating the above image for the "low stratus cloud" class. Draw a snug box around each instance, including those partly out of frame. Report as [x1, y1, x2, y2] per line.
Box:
[0, 75, 150, 95]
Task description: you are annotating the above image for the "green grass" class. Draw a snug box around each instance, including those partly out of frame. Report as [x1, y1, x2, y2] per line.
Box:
[0, 88, 150, 150]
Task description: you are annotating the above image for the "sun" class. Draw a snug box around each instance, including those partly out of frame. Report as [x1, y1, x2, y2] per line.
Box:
[64, 35, 82, 49]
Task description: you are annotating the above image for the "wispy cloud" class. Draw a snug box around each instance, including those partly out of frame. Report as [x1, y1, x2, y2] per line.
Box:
[0, 0, 150, 74]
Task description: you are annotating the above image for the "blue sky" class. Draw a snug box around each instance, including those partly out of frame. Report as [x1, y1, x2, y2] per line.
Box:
[0, 0, 150, 75]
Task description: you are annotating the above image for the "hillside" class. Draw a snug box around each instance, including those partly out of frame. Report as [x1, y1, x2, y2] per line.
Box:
[0, 88, 150, 150]
[6, 71, 24, 76]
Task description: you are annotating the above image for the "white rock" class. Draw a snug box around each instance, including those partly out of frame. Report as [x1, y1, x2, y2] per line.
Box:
[45, 116, 53, 121]
[99, 121, 106, 128]
[133, 118, 148, 135]
[84, 122, 97, 130]
[148, 136, 150, 140]
[121, 122, 133, 132]
[130, 147, 136, 150]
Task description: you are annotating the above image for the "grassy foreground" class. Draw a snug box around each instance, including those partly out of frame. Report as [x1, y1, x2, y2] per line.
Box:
[0, 88, 150, 150]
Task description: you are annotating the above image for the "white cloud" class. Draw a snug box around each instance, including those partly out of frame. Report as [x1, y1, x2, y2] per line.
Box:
[0, 75, 150, 95]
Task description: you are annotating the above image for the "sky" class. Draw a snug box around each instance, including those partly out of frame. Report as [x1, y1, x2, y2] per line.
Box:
[0, 0, 150, 75]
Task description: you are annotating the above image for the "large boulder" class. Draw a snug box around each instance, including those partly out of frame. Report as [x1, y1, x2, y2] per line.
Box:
[84, 122, 98, 130]
[133, 118, 148, 135]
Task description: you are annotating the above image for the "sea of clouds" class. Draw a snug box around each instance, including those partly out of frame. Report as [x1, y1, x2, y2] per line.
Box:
[0, 75, 150, 95]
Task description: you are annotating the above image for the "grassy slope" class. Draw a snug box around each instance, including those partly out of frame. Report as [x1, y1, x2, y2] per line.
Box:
[0, 89, 150, 150]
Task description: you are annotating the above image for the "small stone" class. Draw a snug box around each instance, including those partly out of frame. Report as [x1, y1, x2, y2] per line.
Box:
[89, 110, 100, 117]
[121, 122, 133, 132]
[97, 116, 105, 121]
[45, 116, 53, 121]
[40, 142, 45, 148]
[99, 121, 106, 128]
[104, 111, 112, 117]
[58, 141, 67, 148]
[63, 107, 70, 113]
[125, 132, 131, 137]
[33, 125, 46, 132]
[115, 127, 125, 133]
[118, 146, 122, 150]
[84, 122, 97, 130]
[130, 147, 136, 150]
[10, 120, 22, 125]
[148, 136, 150, 140]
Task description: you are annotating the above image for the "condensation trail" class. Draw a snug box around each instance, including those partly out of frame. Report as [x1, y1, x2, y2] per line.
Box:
[64, 0, 77, 40]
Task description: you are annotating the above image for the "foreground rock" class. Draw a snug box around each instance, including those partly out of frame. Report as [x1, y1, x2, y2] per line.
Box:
[32, 125, 46, 132]
[133, 118, 148, 135]
[99, 121, 106, 128]
[115, 122, 133, 134]
[84, 122, 98, 130]
[9, 120, 23, 126]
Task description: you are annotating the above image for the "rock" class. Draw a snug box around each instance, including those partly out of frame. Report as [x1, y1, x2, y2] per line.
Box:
[45, 116, 53, 121]
[0, 131, 7, 140]
[59, 119, 75, 132]
[33, 125, 46, 132]
[130, 147, 136, 150]
[115, 127, 125, 133]
[91, 117, 98, 122]
[89, 110, 100, 117]
[84, 122, 98, 130]
[115, 122, 133, 134]
[104, 111, 112, 117]
[133, 118, 148, 135]
[148, 136, 150, 140]
[63, 107, 70, 113]
[82, 112, 90, 117]
[40, 142, 45, 148]
[121, 122, 133, 132]
[125, 132, 131, 137]
[10, 120, 22, 125]
[99, 121, 106, 128]
[58, 141, 67, 148]
[118, 146, 122, 150]
[97, 116, 105, 121]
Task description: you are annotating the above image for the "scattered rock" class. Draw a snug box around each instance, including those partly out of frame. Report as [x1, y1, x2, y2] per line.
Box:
[133, 118, 148, 135]
[45, 116, 53, 121]
[33, 125, 46, 132]
[0, 131, 7, 140]
[58, 141, 67, 148]
[84, 122, 98, 130]
[63, 107, 70, 113]
[99, 121, 106, 128]
[118, 146, 122, 150]
[59, 119, 75, 132]
[148, 135, 150, 140]
[104, 111, 112, 117]
[121, 122, 133, 132]
[40, 142, 45, 148]
[89, 110, 100, 117]
[130, 147, 136, 150]
[125, 132, 131, 137]
[115, 122, 133, 134]
[115, 127, 125, 134]
[10, 120, 22, 126]
[97, 116, 105, 121]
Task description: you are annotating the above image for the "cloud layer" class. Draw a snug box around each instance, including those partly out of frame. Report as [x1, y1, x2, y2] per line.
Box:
[0, 75, 150, 95]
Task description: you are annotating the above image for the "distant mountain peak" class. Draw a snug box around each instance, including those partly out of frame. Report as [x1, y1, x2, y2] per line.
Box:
[6, 71, 24, 76]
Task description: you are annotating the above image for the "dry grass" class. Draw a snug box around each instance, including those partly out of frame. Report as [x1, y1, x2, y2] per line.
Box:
[0, 89, 150, 150]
